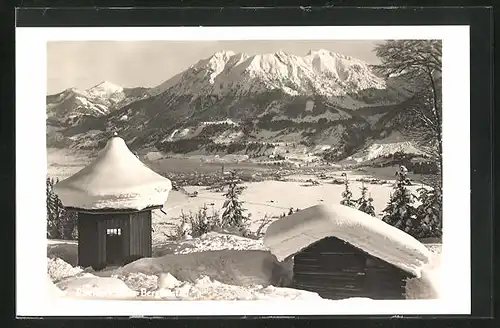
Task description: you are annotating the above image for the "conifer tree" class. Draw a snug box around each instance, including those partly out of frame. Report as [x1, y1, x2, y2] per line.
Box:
[221, 171, 248, 229]
[415, 184, 442, 238]
[46, 177, 78, 240]
[46, 177, 60, 238]
[340, 173, 356, 207]
[356, 183, 376, 217]
[381, 166, 419, 236]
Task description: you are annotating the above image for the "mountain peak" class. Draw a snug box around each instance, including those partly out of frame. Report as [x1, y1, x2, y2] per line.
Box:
[151, 48, 390, 101]
[89, 80, 122, 91]
[306, 49, 330, 56]
[67, 87, 81, 93]
[211, 50, 237, 58]
[306, 49, 352, 60]
[86, 81, 124, 99]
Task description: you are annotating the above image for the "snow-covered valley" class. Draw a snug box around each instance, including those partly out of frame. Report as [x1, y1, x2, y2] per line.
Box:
[46, 148, 442, 302]
[42, 43, 444, 308]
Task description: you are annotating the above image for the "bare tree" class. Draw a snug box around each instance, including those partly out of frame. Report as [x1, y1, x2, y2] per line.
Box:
[374, 40, 442, 184]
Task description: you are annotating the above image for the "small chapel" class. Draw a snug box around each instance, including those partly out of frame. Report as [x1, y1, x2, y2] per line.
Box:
[53, 133, 172, 270]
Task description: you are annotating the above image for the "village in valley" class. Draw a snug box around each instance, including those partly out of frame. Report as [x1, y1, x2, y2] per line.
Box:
[46, 39, 443, 303]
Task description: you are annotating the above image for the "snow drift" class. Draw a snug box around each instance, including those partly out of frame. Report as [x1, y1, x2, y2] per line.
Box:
[53, 135, 172, 210]
[57, 275, 139, 298]
[147, 275, 322, 301]
[47, 257, 83, 282]
[405, 247, 442, 299]
[263, 203, 431, 277]
[46, 244, 316, 301]
[46, 233, 441, 301]
[153, 232, 268, 257]
[47, 239, 78, 266]
[116, 249, 292, 287]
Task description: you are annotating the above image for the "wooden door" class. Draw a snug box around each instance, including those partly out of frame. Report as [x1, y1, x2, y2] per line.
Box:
[105, 228, 124, 266]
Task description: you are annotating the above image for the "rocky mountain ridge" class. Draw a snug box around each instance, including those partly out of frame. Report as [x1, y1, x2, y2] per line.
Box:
[46, 49, 431, 164]
[47, 81, 151, 124]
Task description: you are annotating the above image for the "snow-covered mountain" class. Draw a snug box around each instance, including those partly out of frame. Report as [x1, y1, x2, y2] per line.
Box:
[85, 81, 125, 101]
[47, 49, 432, 162]
[46, 81, 151, 123]
[149, 49, 412, 107]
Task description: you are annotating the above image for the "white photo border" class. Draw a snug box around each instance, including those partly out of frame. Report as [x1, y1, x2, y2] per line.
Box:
[15, 25, 470, 316]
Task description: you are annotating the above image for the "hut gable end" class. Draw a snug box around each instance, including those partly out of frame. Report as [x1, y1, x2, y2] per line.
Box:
[291, 236, 414, 300]
[264, 204, 432, 278]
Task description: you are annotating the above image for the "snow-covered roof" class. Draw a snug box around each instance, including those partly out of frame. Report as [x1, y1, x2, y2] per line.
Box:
[263, 204, 431, 277]
[54, 135, 172, 211]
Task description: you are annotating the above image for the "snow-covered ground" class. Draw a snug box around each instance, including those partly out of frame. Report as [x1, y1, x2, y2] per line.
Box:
[47, 233, 442, 301]
[47, 233, 316, 300]
[152, 174, 426, 239]
[46, 148, 441, 302]
[47, 147, 429, 238]
[342, 131, 426, 164]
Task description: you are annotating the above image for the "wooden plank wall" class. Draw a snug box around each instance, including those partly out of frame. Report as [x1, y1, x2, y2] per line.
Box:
[77, 210, 153, 268]
[77, 214, 98, 268]
[292, 237, 410, 300]
[364, 257, 410, 299]
[146, 211, 152, 257]
[128, 210, 152, 263]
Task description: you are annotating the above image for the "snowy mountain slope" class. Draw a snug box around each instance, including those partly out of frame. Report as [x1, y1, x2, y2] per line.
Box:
[85, 81, 125, 101]
[341, 131, 427, 164]
[46, 81, 151, 122]
[46, 49, 429, 161]
[46, 88, 106, 118]
[69, 93, 374, 155]
[149, 49, 405, 108]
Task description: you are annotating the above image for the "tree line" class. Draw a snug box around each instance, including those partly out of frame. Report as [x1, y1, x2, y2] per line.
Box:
[340, 169, 442, 239]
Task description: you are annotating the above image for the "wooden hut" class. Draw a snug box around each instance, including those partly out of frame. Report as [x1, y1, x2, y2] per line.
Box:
[263, 204, 432, 300]
[53, 133, 172, 270]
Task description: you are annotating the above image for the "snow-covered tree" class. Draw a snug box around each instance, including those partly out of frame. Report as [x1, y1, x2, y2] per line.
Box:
[381, 166, 420, 236]
[221, 171, 248, 229]
[415, 185, 443, 238]
[356, 183, 376, 217]
[46, 177, 78, 240]
[374, 40, 441, 79]
[340, 173, 356, 207]
[374, 40, 442, 184]
[46, 177, 59, 238]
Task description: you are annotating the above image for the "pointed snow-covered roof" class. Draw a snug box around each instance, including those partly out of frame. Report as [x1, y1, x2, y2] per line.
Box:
[54, 135, 172, 211]
[263, 204, 431, 277]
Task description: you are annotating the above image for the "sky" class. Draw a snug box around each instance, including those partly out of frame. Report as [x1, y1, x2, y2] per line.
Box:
[47, 40, 382, 95]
